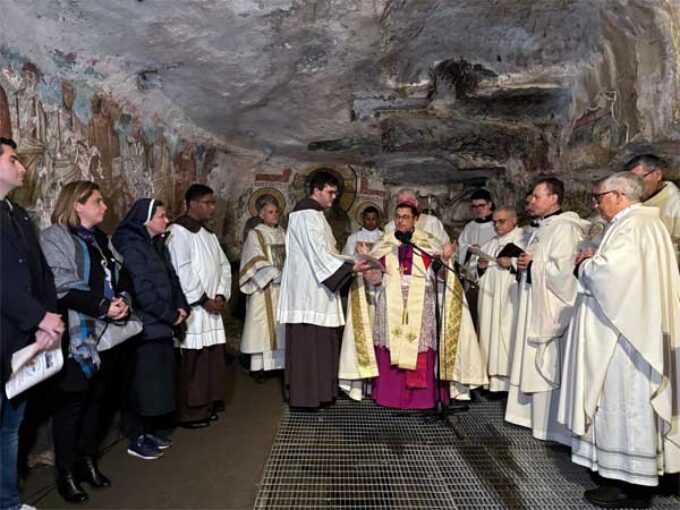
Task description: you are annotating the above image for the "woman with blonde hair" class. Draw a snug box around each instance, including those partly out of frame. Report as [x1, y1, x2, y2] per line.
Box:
[40, 180, 132, 504]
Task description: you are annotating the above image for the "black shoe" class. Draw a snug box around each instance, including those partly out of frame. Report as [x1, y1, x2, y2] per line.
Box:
[209, 412, 220, 422]
[75, 457, 111, 489]
[178, 419, 210, 429]
[57, 471, 89, 504]
[584, 485, 651, 509]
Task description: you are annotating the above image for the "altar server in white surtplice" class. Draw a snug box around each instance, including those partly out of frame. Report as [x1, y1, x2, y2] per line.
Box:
[505, 177, 589, 445]
[626, 154, 680, 267]
[278, 171, 371, 409]
[167, 184, 232, 427]
[239, 195, 286, 373]
[474, 206, 524, 393]
[456, 189, 496, 267]
[558, 172, 680, 509]
[343, 206, 383, 256]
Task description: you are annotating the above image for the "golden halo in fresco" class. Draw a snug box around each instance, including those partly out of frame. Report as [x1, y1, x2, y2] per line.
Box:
[247, 187, 287, 217]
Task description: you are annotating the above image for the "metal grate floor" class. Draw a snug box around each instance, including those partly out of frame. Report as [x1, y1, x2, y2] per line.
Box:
[254, 399, 680, 509]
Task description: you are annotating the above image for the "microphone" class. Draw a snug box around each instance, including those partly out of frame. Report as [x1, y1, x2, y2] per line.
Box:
[394, 230, 413, 244]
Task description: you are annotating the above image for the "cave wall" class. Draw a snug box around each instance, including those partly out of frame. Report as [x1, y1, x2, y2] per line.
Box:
[0, 61, 390, 257]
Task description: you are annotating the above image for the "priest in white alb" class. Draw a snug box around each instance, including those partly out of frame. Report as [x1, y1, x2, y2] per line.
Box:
[278, 171, 370, 408]
[625, 154, 680, 266]
[474, 206, 524, 393]
[239, 195, 286, 374]
[505, 177, 589, 445]
[558, 172, 680, 509]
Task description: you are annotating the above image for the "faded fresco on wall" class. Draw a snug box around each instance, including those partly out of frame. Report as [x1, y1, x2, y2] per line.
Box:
[0, 64, 205, 234]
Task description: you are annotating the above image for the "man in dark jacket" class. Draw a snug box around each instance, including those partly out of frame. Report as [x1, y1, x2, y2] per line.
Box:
[0, 137, 64, 510]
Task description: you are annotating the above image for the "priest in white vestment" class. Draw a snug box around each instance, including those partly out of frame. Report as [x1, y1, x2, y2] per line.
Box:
[626, 154, 680, 266]
[339, 201, 487, 407]
[167, 184, 232, 427]
[383, 188, 450, 244]
[505, 177, 589, 445]
[475, 207, 524, 392]
[239, 196, 286, 373]
[558, 172, 680, 508]
[278, 171, 370, 408]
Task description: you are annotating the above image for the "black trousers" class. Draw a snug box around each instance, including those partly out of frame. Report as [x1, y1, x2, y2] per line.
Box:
[52, 348, 127, 473]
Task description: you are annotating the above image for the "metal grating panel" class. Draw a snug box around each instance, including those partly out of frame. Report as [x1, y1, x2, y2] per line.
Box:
[255, 400, 680, 509]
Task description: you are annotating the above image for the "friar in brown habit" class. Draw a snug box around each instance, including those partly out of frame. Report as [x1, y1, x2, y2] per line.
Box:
[277, 171, 370, 408]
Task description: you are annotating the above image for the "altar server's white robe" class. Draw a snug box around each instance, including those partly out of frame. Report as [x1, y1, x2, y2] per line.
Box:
[240, 224, 286, 371]
[384, 213, 450, 244]
[505, 212, 588, 444]
[342, 227, 383, 256]
[476, 227, 524, 392]
[558, 205, 680, 486]
[644, 180, 680, 266]
[278, 208, 345, 327]
[456, 219, 496, 266]
[167, 224, 231, 349]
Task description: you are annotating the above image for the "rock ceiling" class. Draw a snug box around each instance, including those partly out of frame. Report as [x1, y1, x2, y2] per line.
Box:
[2, 0, 679, 185]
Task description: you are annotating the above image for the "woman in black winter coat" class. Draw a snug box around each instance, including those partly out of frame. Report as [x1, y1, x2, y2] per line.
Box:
[112, 199, 189, 461]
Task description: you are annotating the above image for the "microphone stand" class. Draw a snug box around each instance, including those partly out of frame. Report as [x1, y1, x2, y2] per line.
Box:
[393, 232, 469, 428]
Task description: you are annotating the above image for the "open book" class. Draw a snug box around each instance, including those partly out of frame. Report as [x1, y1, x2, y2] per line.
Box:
[336, 253, 385, 272]
[467, 246, 497, 263]
[4, 343, 63, 399]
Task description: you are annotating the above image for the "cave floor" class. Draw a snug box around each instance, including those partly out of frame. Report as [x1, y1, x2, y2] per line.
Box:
[21, 367, 679, 509]
[22, 364, 284, 510]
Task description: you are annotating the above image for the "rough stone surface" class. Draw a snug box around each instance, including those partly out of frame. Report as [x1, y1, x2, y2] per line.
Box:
[1, 0, 680, 240]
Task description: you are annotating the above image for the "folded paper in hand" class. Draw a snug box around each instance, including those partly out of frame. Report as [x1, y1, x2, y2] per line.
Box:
[467, 246, 496, 263]
[5, 343, 63, 399]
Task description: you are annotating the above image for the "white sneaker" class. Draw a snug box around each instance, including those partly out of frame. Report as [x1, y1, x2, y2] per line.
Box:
[20, 504, 37, 510]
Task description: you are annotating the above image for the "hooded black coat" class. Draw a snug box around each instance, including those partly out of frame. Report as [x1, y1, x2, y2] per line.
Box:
[112, 199, 189, 341]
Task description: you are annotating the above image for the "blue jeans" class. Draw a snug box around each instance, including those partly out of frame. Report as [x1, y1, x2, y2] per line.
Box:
[0, 393, 26, 510]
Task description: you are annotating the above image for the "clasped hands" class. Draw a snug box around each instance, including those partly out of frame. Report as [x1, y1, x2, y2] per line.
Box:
[202, 296, 225, 316]
[575, 247, 595, 265]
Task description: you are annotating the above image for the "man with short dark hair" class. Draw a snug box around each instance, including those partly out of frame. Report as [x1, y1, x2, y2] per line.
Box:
[278, 171, 370, 408]
[342, 205, 383, 256]
[1, 137, 63, 510]
[625, 154, 680, 265]
[505, 177, 589, 445]
[167, 184, 231, 428]
[456, 189, 496, 266]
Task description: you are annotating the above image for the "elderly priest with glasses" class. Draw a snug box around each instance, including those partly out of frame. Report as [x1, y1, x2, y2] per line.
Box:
[558, 172, 680, 509]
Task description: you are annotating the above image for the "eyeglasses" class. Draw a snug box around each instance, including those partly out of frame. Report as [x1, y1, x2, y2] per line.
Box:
[470, 202, 489, 209]
[395, 214, 414, 221]
[492, 218, 508, 225]
[591, 190, 618, 204]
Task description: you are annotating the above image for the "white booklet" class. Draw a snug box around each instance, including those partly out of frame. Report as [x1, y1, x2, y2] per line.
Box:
[467, 246, 497, 263]
[4, 343, 63, 399]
